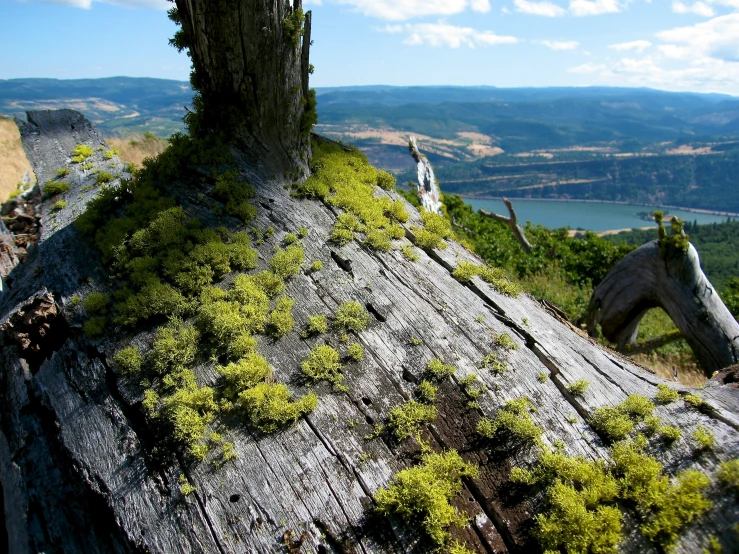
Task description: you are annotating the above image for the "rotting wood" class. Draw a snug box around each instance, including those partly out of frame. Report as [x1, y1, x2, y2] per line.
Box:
[478, 197, 532, 254]
[408, 136, 443, 215]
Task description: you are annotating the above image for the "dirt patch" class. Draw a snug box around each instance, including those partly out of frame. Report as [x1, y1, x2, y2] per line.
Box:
[0, 117, 34, 202]
[666, 145, 713, 155]
[457, 132, 492, 144]
[467, 144, 504, 158]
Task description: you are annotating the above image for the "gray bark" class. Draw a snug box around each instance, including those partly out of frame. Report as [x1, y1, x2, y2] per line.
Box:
[478, 198, 532, 254]
[408, 137, 443, 214]
[1, 111, 738, 553]
[174, 0, 312, 177]
[588, 239, 739, 376]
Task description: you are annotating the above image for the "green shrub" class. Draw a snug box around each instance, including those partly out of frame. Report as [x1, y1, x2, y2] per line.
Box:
[388, 400, 437, 442]
[42, 181, 71, 196]
[113, 345, 142, 375]
[374, 450, 478, 546]
[238, 382, 317, 433]
[426, 358, 457, 380]
[347, 342, 364, 361]
[334, 301, 370, 332]
[301, 344, 343, 387]
[655, 384, 680, 404]
[95, 171, 114, 186]
[376, 170, 396, 191]
[267, 296, 295, 337]
[217, 354, 272, 399]
[83, 292, 109, 314]
[83, 316, 106, 338]
[269, 244, 304, 279]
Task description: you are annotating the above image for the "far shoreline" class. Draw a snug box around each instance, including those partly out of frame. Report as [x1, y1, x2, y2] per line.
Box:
[457, 195, 739, 218]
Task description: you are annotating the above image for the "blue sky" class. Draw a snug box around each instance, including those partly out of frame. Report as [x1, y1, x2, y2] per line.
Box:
[3, 0, 739, 94]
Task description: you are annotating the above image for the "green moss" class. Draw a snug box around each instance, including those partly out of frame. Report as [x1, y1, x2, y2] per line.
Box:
[238, 382, 317, 433]
[217, 354, 273, 399]
[411, 210, 453, 251]
[103, 148, 120, 160]
[297, 226, 309, 238]
[221, 442, 237, 462]
[267, 296, 295, 338]
[347, 342, 364, 361]
[374, 450, 478, 546]
[334, 301, 370, 333]
[95, 171, 114, 186]
[477, 397, 542, 448]
[537, 372, 548, 383]
[401, 245, 419, 261]
[426, 358, 457, 380]
[161, 384, 217, 459]
[365, 228, 392, 251]
[718, 459, 739, 490]
[388, 399, 437, 443]
[52, 200, 67, 211]
[70, 144, 94, 163]
[417, 380, 438, 403]
[56, 168, 71, 178]
[83, 316, 106, 338]
[304, 314, 328, 337]
[493, 332, 518, 351]
[150, 319, 199, 376]
[179, 474, 195, 496]
[42, 181, 71, 196]
[283, 233, 298, 245]
[113, 345, 142, 375]
[269, 244, 304, 279]
[590, 406, 634, 442]
[376, 170, 396, 191]
[619, 394, 655, 420]
[480, 353, 506, 375]
[684, 393, 704, 408]
[658, 425, 682, 444]
[83, 292, 109, 314]
[212, 169, 256, 222]
[310, 260, 323, 272]
[452, 261, 521, 297]
[282, 6, 305, 48]
[692, 426, 715, 450]
[655, 383, 680, 404]
[301, 344, 344, 388]
[566, 379, 589, 397]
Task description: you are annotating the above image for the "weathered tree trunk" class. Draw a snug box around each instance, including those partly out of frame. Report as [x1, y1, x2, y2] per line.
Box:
[588, 239, 739, 375]
[478, 198, 532, 254]
[174, 0, 312, 176]
[408, 137, 443, 214]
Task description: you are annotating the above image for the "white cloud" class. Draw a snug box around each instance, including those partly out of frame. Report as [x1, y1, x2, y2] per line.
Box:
[514, 0, 567, 16]
[657, 13, 739, 61]
[26, 0, 169, 7]
[389, 22, 518, 48]
[336, 0, 474, 20]
[672, 1, 715, 17]
[470, 0, 492, 12]
[568, 62, 608, 73]
[540, 40, 579, 49]
[609, 40, 653, 52]
[569, 0, 622, 16]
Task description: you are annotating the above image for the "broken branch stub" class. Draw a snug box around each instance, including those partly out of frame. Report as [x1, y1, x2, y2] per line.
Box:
[408, 136, 443, 215]
[588, 238, 739, 376]
[478, 197, 532, 254]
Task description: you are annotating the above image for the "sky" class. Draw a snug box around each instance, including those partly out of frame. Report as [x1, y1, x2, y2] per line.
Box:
[2, 0, 739, 95]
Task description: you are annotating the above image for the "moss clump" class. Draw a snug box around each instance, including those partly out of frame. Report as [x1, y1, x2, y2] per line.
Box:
[655, 211, 690, 259]
[238, 382, 317, 433]
[589, 394, 655, 442]
[417, 380, 438, 403]
[644, 416, 682, 444]
[425, 358, 456, 380]
[537, 372, 548, 383]
[619, 394, 655, 420]
[304, 314, 328, 336]
[401, 245, 419, 261]
[655, 384, 680, 404]
[477, 397, 542, 448]
[212, 169, 256, 222]
[334, 301, 370, 333]
[452, 261, 521, 297]
[283, 233, 298, 245]
[42, 181, 71, 197]
[376, 170, 396, 191]
[493, 332, 518, 351]
[388, 399, 437, 443]
[70, 144, 94, 163]
[56, 168, 71, 178]
[83, 317, 106, 338]
[718, 459, 739, 490]
[375, 450, 478, 546]
[480, 353, 506, 375]
[301, 344, 344, 388]
[83, 292, 109, 314]
[267, 296, 295, 338]
[217, 354, 272, 400]
[310, 260, 323, 272]
[297, 227, 309, 238]
[683, 393, 704, 408]
[411, 210, 453, 250]
[282, 6, 305, 49]
[95, 171, 114, 186]
[567, 380, 589, 397]
[103, 148, 120, 160]
[269, 244, 304, 279]
[52, 200, 67, 211]
[160, 384, 217, 459]
[692, 426, 715, 450]
[113, 345, 142, 375]
[347, 342, 364, 361]
[179, 474, 195, 496]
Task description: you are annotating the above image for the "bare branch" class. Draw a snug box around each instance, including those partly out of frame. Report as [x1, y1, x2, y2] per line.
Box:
[479, 197, 532, 254]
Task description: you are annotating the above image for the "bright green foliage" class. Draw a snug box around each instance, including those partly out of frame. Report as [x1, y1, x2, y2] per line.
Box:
[477, 397, 542, 448]
[619, 394, 655, 420]
[83, 292, 109, 315]
[95, 171, 114, 186]
[52, 200, 66, 211]
[703, 535, 723, 554]
[417, 380, 438, 403]
[375, 450, 478, 546]
[83, 317, 106, 338]
[412, 210, 453, 250]
[212, 169, 256, 221]
[150, 319, 199, 376]
[388, 400, 437, 442]
[480, 353, 506, 375]
[347, 342, 364, 361]
[282, 6, 305, 48]
[426, 358, 457, 380]
[179, 474, 195, 496]
[113, 345, 142, 375]
[717, 459, 739, 490]
[655, 212, 691, 258]
[692, 426, 715, 450]
[250, 270, 285, 298]
[493, 332, 518, 351]
[296, 140, 409, 251]
[283, 233, 298, 245]
[310, 260, 323, 272]
[589, 406, 634, 442]
[658, 425, 682, 444]
[334, 301, 370, 332]
[655, 384, 680, 404]
[401, 245, 419, 261]
[297, 227, 309, 238]
[103, 148, 120, 160]
[567, 380, 589, 397]
[376, 170, 396, 191]
[56, 168, 71, 178]
[42, 181, 71, 196]
[268, 296, 295, 337]
[537, 372, 548, 383]
[301, 344, 343, 387]
[161, 384, 217, 459]
[71, 144, 94, 163]
[452, 261, 521, 296]
[684, 393, 704, 408]
[217, 354, 273, 400]
[269, 244, 304, 279]
[237, 382, 317, 433]
[142, 389, 159, 414]
[114, 282, 190, 326]
[305, 314, 328, 336]
[222, 442, 237, 462]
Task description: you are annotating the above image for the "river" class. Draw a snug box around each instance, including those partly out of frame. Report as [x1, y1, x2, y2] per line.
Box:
[462, 197, 730, 232]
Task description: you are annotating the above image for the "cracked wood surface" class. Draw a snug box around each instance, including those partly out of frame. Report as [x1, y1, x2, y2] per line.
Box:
[0, 110, 738, 553]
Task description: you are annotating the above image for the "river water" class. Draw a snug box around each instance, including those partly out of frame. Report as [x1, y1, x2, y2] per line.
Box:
[463, 197, 730, 232]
